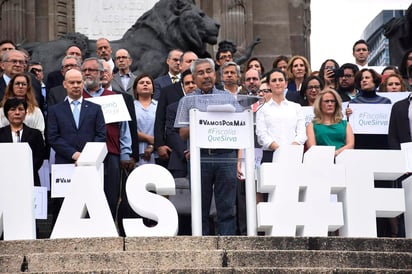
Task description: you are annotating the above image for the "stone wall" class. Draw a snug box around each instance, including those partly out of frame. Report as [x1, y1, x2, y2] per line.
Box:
[0, 0, 74, 44]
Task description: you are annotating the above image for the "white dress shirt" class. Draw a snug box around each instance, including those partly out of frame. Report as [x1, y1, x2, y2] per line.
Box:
[255, 98, 307, 150]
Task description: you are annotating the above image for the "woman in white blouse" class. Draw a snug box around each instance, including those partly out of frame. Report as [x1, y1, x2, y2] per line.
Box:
[256, 68, 307, 162]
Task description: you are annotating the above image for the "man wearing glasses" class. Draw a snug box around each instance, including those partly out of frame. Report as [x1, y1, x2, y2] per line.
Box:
[111, 49, 136, 96]
[336, 63, 359, 102]
[153, 49, 183, 100]
[81, 57, 133, 222]
[47, 56, 82, 107]
[0, 50, 43, 106]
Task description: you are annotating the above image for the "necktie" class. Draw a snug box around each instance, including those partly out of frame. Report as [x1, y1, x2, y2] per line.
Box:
[16, 130, 21, 143]
[171, 76, 178, 84]
[72, 100, 80, 128]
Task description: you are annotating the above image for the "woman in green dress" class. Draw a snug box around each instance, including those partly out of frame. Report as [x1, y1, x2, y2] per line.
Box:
[306, 88, 354, 156]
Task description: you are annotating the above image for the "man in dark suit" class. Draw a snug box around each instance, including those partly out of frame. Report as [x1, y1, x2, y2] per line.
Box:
[388, 95, 411, 149]
[47, 56, 82, 107]
[46, 45, 83, 92]
[154, 51, 198, 168]
[47, 68, 106, 226]
[47, 69, 106, 164]
[111, 49, 136, 96]
[0, 98, 45, 186]
[153, 49, 183, 100]
[0, 50, 44, 113]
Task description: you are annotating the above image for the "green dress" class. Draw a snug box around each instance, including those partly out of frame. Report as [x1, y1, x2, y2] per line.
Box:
[313, 120, 347, 150]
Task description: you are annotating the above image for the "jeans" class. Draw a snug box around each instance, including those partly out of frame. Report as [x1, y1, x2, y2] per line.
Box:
[200, 150, 237, 235]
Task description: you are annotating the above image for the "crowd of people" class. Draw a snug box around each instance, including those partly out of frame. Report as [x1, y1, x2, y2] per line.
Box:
[0, 37, 411, 238]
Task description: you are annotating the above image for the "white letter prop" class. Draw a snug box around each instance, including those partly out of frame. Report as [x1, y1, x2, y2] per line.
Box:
[402, 176, 412, 238]
[257, 145, 345, 236]
[336, 149, 406, 237]
[50, 143, 118, 239]
[0, 144, 36, 240]
[123, 164, 178, 236]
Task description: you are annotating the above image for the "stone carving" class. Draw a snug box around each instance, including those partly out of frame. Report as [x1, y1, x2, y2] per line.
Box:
[384, 4, 412, 66]
[23, 0, 220, 78]
[23, 0, 263, 79]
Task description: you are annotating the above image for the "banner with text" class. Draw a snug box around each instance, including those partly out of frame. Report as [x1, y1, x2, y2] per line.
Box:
[195, 111, 251, 148]
[348, 104, 392, 134]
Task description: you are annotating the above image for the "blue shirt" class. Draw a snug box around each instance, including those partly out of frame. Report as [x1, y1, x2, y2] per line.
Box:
[174, 87, 244, 127]
[134, 99, 158, 157]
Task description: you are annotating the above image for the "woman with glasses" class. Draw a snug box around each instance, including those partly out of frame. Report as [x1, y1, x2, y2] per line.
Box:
[306, 88, 354, 156]
[299, 75, 324, 106]
[0, 73, 45, 137]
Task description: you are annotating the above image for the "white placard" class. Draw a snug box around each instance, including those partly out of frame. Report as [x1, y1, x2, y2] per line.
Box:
[195, 111, 251, 149]
[377, 92, 410, 104]
[347, 104, 392, 134]
[34, 186, 47, 219]
[302, 106, 314, 127]
[401, 142, 412, 172]
[51, 164, 104, 198]
[85, 94, 131, 124]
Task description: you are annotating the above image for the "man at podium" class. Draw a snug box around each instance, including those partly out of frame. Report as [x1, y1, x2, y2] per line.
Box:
[175, 58, 242, 235]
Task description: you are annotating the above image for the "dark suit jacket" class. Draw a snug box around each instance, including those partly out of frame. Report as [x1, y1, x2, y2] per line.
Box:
[165, 102, 187, 177]
[112, 89, 139, 160]
[154, 81, 184, 149]
[45, 70, 64, 92]
[153, 74, 173, 100]
[47, 85, 67, 107]
[47, 99, 106, 164]
[388, 97, 411, 149]
[0, 124, 45, 186]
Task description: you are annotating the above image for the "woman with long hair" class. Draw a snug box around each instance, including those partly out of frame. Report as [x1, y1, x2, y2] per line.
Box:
[306, 88, 354, 156]
[0, 72, 45, 137]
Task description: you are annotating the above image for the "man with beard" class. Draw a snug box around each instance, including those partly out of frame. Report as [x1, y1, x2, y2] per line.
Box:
[243, 68, 261, 95]
[337, 63, 359, 102]
[81, 57, 133, 221]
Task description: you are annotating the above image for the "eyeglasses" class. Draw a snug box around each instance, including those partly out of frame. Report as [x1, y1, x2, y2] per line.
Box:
[322, 99, 336, 104]
[307, 85, 321, 90]
[5, 60, 26, 65]
[81, 68, 99, 73]
[259, 89, 272, 93]
[14, 82, 28, 87]
[340, 74, 354, 79]
[218, 54, 232, 60]
[169, 58, 180, 62]
[31, 68, 43, 73]
[116, 56, 129, 60]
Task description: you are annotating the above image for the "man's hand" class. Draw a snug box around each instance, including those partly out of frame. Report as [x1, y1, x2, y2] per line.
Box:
[120, 159, 135, 171]
[157, 145, 172, 160]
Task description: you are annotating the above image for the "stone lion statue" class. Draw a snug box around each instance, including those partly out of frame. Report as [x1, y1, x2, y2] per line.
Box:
[23, 0, 220, 78]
